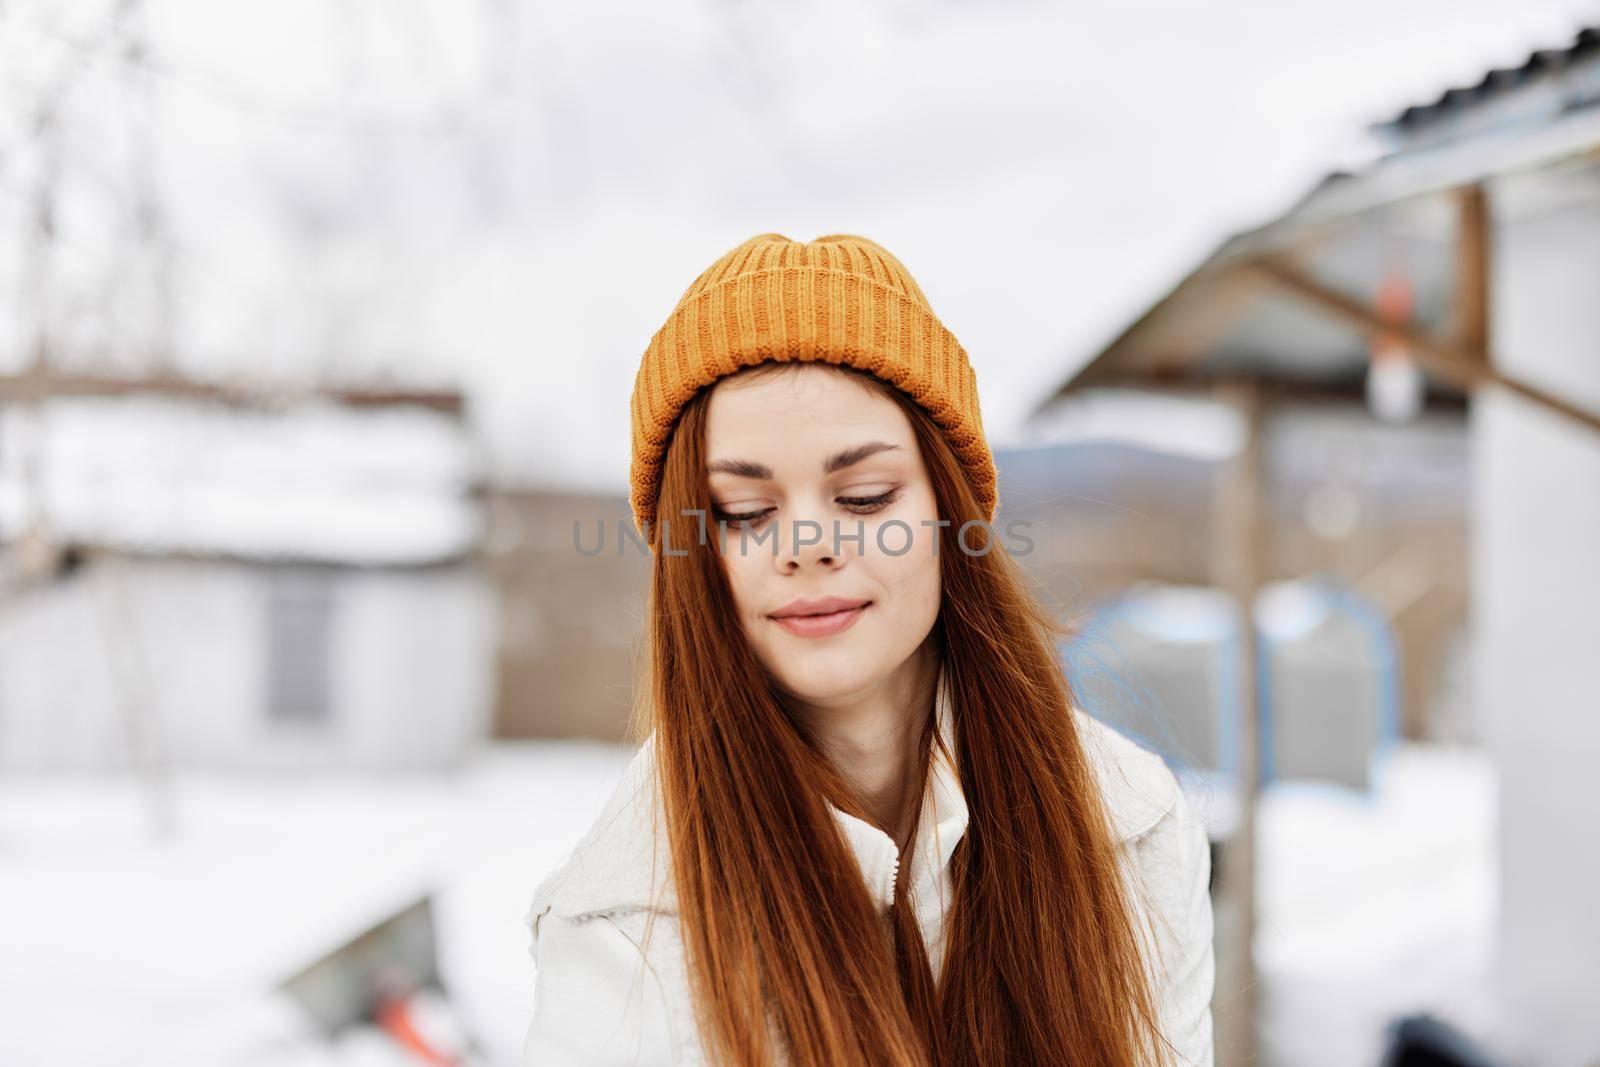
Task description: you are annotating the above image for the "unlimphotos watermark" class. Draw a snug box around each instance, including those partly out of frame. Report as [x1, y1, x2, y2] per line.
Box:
[572, 510, 1035, 559]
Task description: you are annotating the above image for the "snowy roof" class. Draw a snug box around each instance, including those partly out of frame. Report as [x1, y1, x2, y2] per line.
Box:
[1369, 26, 1600, 152]
[0, 394, 485, 566]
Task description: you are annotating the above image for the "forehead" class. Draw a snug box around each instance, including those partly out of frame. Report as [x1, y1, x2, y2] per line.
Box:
[704, 366, 912, 453]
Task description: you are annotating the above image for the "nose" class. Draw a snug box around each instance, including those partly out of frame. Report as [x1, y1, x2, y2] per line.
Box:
[773, 515, 848, 575]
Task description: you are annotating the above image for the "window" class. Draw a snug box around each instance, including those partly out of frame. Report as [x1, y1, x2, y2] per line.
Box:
[265, 567, 335, 724]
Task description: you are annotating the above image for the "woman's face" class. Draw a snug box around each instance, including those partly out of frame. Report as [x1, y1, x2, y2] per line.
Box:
[702, 364, 942, 705]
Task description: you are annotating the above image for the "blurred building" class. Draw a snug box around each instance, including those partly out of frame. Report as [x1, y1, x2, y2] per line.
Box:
[0, 377, 496, 774]
[1032, 24, 1600, 1067]
[999, 399, 1471, 746]
[485, 487, 647, 741]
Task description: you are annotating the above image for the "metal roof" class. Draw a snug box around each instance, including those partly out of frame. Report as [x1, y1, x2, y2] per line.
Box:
[1369, 27, 1600, 154]
[1033, 26, 1600, 421]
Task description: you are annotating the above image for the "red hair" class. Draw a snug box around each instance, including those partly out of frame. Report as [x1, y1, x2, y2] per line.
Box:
[634, 361, 1175, 1066]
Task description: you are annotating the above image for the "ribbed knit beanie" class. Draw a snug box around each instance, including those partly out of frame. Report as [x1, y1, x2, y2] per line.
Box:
[628, 232, 998, 546]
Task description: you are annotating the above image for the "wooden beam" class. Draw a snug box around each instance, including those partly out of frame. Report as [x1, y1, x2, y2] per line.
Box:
[1244, 259, 1600, 437]
[1453, 184, 1491, 362]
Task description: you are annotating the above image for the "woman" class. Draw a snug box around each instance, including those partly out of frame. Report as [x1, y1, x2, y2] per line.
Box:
[523, 233, 1215, 1066]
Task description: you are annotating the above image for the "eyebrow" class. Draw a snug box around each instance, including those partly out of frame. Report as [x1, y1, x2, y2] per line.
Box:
[706, 441, 902, 480]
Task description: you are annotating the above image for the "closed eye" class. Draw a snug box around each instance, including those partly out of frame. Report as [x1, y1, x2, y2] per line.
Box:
[838, 488, 901, 514]
[713, 506, 776, 528]
[712, 489, 901, 528]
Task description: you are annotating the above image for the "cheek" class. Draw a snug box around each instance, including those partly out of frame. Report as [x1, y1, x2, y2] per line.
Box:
[718, 546, 764, 621]
[870, 534, 941, 622]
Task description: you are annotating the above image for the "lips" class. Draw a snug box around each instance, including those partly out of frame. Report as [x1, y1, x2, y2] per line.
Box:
[769, 596, 871, 619]
[768, 597, 872, 638]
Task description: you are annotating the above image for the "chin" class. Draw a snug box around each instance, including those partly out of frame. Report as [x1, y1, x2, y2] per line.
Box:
[767, 650, 884, 704]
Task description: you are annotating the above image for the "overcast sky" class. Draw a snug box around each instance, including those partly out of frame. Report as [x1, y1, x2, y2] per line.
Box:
[3, 0, 1598, 491]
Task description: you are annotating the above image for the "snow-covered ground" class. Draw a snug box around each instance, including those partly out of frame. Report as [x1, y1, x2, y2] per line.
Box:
[1250, 746, 1502, 1066]
[0, 740, 633, 1067]
[0, 738, 1498, 1067]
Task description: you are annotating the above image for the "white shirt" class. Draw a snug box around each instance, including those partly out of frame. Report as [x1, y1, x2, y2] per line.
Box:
[522, 668, 1215, 1065]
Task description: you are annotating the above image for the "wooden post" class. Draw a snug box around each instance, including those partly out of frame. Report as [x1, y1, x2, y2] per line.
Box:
[1453, 183, 1491, 363]
[1211, 375, 1265, 1067]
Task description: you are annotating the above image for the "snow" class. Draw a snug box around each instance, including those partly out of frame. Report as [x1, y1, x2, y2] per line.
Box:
[0, 735, 1503, 1067]
[0, 395, 484, 565]
[1177, 743, 1503, 1064]
[0, 741, 633, 1067]
[1249, 745, 1505, 1066]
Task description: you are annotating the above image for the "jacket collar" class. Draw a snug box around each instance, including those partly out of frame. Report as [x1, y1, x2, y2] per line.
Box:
[529, 664, 1178, 927]
[828, 662, 967, 914]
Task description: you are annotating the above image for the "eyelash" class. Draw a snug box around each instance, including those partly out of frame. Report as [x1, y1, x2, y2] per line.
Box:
[714, 488, 902, 527]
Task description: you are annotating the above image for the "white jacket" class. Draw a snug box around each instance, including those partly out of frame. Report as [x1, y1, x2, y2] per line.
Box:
[522, 670, 1215, 1066]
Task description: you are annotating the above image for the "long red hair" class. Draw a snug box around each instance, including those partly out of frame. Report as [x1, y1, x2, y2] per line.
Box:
[633, 361, 1174, 1066]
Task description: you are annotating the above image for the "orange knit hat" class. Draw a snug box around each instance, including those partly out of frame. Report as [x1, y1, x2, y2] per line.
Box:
[628, 232, 997, 545]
